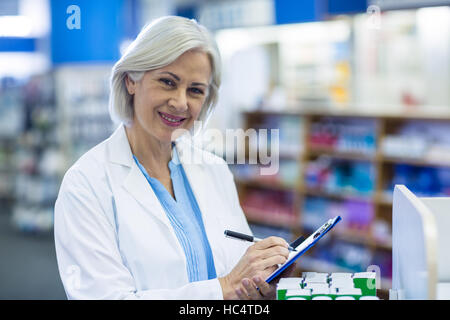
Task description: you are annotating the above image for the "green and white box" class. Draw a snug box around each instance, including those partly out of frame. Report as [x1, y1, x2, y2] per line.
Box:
[330, 273, 353, 280]
[329, 278, 355, 290]
[335, 296, 356, 300]
[285, 289, 312, 300]
[335, 288, 362, 300]
[277, 278, 304, 300]
[304, 283, 329, 291]
[278, 277, 304, 288]
[353, 272, 377, 296]
[312, 296, 332, 300]
[302, 272, 319, 278]
[311, 287, 333, 299]
[302, 272, 329, 284]
[359, 296, 380, 300]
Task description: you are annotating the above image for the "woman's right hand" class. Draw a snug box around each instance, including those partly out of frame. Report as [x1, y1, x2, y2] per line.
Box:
[218, 236, 290, 300]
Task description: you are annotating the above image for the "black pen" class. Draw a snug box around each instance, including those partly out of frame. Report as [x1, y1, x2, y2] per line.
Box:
[224, 230, 296, 251]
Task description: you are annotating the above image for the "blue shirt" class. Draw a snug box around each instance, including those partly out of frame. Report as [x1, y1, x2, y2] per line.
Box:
[132, 145, 217, 282]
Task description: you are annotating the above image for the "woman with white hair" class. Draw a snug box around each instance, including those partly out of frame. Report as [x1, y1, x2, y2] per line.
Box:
[54, 16, 292, 300]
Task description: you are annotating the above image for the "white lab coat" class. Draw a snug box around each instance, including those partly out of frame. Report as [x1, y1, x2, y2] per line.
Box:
[54, 124, 252, 300]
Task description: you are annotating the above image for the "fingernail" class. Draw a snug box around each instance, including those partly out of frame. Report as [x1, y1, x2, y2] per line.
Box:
[253, 276, 261, 283]
[242, 279, 249, 286]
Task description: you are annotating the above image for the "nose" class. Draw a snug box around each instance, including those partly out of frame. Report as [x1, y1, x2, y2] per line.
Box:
[168, 88, 188, 113]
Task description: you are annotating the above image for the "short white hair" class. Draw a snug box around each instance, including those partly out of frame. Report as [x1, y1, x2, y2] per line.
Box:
[109, 16, 221, 127]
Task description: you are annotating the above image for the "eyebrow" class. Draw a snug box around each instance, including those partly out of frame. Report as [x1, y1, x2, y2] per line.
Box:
[158, 71, 208, 87]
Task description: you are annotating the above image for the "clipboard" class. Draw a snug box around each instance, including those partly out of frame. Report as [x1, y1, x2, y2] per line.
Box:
[265, 216, 342, 284]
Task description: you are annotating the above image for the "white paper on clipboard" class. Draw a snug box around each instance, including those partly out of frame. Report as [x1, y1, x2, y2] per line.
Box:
[265, 216, 342, 284]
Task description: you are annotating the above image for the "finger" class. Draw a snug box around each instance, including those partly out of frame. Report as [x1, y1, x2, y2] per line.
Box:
[257, 245, 290, 261]
[252, 275, 273, 298]
[258, 254, 288, 271]
[235, 287, 249, 300]
[242, 278, 261, 300]
[255, 261, 290, 283]
[253, 236, 289, 250]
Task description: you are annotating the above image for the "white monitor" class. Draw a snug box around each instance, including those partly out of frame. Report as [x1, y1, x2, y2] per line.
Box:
[419, 197, 450, 283]
[391, 185, 438, 300]
[419, 197, 450, 299]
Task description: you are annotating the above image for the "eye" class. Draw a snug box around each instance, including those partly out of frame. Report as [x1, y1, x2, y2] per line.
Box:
[160, 78, 175, 87]
[190, 87, 204, 95]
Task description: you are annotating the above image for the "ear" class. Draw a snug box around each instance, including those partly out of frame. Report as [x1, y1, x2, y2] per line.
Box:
[125, 74, 136, 95]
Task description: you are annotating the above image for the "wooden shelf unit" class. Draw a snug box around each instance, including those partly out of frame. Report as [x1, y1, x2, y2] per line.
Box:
[235, 108, 450, 292]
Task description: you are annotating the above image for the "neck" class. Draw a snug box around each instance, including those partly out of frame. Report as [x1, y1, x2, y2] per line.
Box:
[124, 122, 172, 176]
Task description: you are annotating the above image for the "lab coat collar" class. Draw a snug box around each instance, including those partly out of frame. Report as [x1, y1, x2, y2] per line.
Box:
[106, 123, 192, 168]
[106, 123, 134, 168]
[105, 124, 206, 227]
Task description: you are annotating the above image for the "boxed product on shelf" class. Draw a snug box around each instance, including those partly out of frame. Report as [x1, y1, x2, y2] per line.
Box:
[248, 114, 304, 157]
[298, 242, 391, 290]
[352, 272, 377, 296]
[278, 277, 304, 287]
[329, 278, 355, 290]
[277, 271, 378, 300]
[6, 73, 62, 234]
[382, 135, 427, 159]
[284, 289, 312, 300]
[277, 116, 304, 156]
[301, 197, 330, 230]
[0, 171, 14, 197]
[371, 219, 392, 244]
[302, 196, 374, 232]
[305, 158, 375, 195]
[230, 159, 301, 187]
[308, 118, 377, 155]
[249, 223, 293, 243]
[325, 240, 373, 273]
[334, 288, 362, 300]
[278, 160, 301, 187]
[382, 121, 450, 162]
[334, 244, 372, 272]
[329, 272, 353, 281]
[241, 188, 296, 226]
[0, 143, 14, 198]
[0, 80, 24, 138]
[11, 205, 54, 233]
[303, 272, 329, 283]
[310, 286, 332, 298]
[54, 66, 114, 162]
[311, 296, 333, 300]
[386, 164, 450, 197]
[371, 250, 393, 280]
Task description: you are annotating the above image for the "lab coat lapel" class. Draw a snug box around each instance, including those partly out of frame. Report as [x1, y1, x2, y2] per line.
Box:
[107, 124, 173, 230]
[122, 161, 173, 230]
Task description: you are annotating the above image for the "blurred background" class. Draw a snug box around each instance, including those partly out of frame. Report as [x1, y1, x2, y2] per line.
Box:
[1, 0, 450, 299]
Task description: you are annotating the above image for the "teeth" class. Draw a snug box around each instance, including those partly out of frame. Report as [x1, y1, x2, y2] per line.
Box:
[160, 113, 182, 123]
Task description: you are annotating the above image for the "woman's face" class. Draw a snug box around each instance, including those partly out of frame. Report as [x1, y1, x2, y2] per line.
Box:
[126, 50, 211, 143]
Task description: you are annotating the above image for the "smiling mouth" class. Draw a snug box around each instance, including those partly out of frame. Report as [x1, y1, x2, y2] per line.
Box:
[158, 111, 187, 127]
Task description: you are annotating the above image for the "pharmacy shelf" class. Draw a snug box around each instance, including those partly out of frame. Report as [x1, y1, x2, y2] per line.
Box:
[235, 178, 300, 193]
[382, 156, 450, 168]
[307, 147, 376, 162]
[301, 187, 374, 203]
[243, 208, 298, 230]
[236, 108, 450, 292]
